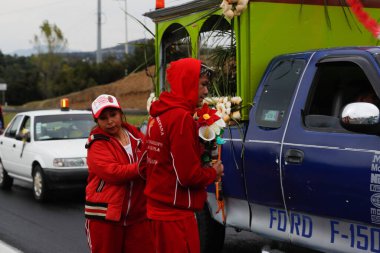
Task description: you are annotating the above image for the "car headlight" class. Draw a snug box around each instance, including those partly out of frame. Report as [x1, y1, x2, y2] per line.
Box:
[53, 158, 86, 167]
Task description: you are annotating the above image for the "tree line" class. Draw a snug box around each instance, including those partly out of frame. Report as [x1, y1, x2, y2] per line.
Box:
[0, 21, 155, 106]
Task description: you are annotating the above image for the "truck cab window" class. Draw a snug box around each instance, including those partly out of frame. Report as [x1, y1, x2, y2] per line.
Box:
[255, 59, 306, 128]
[304, 61, 378, 131]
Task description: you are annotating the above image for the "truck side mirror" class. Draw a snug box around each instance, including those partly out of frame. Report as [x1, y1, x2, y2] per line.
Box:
[341, 102, 380, 134]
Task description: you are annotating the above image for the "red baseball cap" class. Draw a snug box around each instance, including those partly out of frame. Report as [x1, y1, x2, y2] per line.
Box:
[91, 94, 121, 119]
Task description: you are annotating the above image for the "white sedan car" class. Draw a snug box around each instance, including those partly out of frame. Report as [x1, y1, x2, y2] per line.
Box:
[0, 108, 95, 201]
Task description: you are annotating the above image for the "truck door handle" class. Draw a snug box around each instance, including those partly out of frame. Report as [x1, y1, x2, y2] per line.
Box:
[285, 149, 304, 164]
[13, 144, 16, 148]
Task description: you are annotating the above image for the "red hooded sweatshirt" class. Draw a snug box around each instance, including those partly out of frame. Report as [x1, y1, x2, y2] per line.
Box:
[144, 58, 217, 220]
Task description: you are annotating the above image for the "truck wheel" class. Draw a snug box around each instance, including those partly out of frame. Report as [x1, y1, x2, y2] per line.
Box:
[196, 204, 226, 253]
[33, 165, 49, 202]
[0, 161, 13, 190]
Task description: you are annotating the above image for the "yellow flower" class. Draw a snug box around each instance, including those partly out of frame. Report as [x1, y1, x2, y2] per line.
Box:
[203, 114, 211, 120]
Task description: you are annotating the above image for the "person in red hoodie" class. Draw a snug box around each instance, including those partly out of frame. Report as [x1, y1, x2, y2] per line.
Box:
[0, 105, 4, 133]
[144, 58, 224, 253]
[84, 94, 154, 253]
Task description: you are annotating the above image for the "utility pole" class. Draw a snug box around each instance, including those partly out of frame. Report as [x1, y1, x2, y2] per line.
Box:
[115, 0, 129, 55]
[124, 0, 128, 55]
[96, 0, 102, 63]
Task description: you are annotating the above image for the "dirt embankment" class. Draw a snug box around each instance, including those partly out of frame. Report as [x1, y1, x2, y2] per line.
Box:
[20, 66, 155, 111]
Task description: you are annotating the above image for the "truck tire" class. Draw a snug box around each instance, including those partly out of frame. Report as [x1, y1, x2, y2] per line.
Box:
[33, 165, 50, 202]
[196, 204, 226, 253]
[0, 161, 13, 190]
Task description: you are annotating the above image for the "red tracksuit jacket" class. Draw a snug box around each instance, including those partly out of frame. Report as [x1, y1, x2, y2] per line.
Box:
[85, 123, 147, 225]
[144, 58, 217, 218]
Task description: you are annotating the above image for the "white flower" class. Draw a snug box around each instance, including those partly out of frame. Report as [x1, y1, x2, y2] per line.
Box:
[216, 102, 226, 115]
[220, 0, 232, 11]
[215, 111, 227, 127]
[239, 0, 249, 5]
[209, 124, 221, 136]
[221, 0, 248, 19]
[231, 96, 242, 105]
[147, 92, 157, 112]
[233, 9, 242, 16]
[224, 10, 234, 19]
[199, 126, 216, 141]
[235, 4, 245, 12]
[231, 111, 241, 120]
[216, 118, 226, 128]
[208, 118, 226, 136]
[223, 114, 230, 122]
[203, 97, 214, 104]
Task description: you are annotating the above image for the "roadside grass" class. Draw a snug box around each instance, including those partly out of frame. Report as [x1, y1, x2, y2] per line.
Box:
[125, 114, 149, 127]
[4, 113, 14, 127]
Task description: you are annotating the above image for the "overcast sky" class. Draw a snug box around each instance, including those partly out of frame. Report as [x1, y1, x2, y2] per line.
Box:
[0, 0, 189, 55]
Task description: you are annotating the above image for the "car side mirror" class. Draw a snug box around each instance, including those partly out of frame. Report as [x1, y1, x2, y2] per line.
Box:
[16, 129, 31, 142]
[24, 132, 31, 142]
[341, 102, 380, 134]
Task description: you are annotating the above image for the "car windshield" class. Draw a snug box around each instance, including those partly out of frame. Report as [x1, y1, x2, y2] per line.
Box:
[34, 114, 94, 141]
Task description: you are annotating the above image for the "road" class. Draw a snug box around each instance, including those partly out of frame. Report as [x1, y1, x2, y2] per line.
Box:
[0, 180, 87, 253]
[0, 180, 320, 253]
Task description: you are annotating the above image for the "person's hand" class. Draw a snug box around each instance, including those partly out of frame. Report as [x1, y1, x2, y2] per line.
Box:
[212, 160, 224, 181]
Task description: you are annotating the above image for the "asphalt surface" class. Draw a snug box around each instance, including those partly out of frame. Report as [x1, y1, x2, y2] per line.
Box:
[0, 179, 321, 253]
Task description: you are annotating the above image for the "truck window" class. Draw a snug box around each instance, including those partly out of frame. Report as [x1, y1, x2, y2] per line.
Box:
[304, 61, 378, 130]
[255, 59, 306, 128]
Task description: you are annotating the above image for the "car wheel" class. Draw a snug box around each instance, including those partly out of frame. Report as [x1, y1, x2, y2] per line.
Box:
[33, 165, 49, 201]
[0, 161, 13, 190]
[196, 204, 226, 253]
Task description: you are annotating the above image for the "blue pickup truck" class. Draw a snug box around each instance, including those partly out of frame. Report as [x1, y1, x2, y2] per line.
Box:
[197, 47, 380, 253]
[144, 0, 380, 251]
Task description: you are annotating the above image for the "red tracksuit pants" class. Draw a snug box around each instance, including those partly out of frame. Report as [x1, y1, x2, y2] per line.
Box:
[151, 215, 200, 253]
[85, 219, 155, 253]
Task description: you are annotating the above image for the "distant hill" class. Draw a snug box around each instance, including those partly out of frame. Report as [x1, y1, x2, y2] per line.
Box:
[19, 65, 155, 113]
[9, 38, 149, 59]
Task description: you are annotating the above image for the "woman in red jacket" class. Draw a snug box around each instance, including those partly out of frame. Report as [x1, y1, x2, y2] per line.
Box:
[84, 94, 154, 253]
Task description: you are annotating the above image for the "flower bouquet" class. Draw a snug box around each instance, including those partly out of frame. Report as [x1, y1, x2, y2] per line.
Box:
[203, 96, 243, 125]
[194, 103, 226, 165]
[194, 102, 230, 223]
